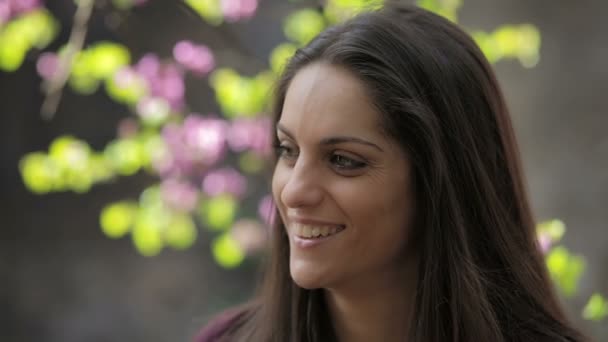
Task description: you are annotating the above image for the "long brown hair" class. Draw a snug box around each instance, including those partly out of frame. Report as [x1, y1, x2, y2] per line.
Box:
[223, 3, 586, 341]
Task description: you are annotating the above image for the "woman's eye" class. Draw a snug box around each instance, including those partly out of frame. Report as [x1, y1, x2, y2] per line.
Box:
[274, 143, 298, 159]
[330, 154, 366, 170]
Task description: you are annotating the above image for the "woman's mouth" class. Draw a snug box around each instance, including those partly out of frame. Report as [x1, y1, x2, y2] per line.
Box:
[292, 223, 346, 239]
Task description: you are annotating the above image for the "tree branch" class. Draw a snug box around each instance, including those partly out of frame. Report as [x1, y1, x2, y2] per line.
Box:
[41, 0, 95, 120]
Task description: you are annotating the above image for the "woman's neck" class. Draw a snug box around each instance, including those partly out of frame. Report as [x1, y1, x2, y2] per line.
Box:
[324, 259, 418, 342]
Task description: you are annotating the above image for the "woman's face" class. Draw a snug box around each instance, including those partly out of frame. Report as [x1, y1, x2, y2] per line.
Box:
[272, 62, 416, 290]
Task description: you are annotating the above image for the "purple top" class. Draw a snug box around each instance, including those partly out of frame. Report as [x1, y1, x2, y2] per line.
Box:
[194, 308, 244, 342]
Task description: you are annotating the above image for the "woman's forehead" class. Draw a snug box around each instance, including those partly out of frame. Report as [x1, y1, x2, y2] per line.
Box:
[280, 63, 382, 137]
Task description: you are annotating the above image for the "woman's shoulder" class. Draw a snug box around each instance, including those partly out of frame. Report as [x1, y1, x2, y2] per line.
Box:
[194, 307, 249, 342]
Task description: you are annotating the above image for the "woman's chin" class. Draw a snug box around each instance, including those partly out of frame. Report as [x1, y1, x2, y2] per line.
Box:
[290, 261, 330, 289]
[292, 279, 319, 290]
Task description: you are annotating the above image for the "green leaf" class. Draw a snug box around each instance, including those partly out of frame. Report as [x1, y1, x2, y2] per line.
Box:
[24, 9, 60, 49]
[69, 74, 101, 94]
[514, 24, 541, 68]
[104, 67, 148, 104]
[200, 194, 238, 231]
[537, 219, 566, 243]
[88, 42, 131, 79]
[132, 220, 164, 257]
[582, 293, 608, 321]
[69, 49, 101, 94]
[283, 9, 326, 45]
[138, 131, 167, 170]
[210, 68, 242, 117]
[131, 189, 170, 256]
[104, 138, 144, 175]
[165, 214, 198, 250]
[472, 24, 541, 68]
[238, 151, 266, 174]
[19, 136, 114, 193]
[19, 152, 60, 194]
[87, 153, 115, 183]
[100, 201, 137, 238]
[137, 97, 171, 126]
[0, 32, 28, 71]
[67, 42, 134, 96]
[269, 43, 297, 74]
[184, 0, 223, 26]
[139, 185, 162, 208]
[417, 0, 462, 22]
[210, 69, 274, 117]
[112, 0, 138, 10]
[323, 0, 383, 23]
[250, 71, 274, 116]
[212, 232, 245, 268]
[49, 135, 91, 170]
[0, 9, 59, 71]
[546, 246, 585, 297]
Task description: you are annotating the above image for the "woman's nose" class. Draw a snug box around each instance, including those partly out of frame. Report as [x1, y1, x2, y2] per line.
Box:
[279, 158, 324, 209]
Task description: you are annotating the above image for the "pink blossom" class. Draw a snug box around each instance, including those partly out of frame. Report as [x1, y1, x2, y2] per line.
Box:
[182, 115, 227, 165]
[160, 178, 199, 212]
[221, 0, 258, 22]
[202, 167, 247, 198]
[0, 2, 11, 23]
[136, 96, 170, 122]
[173, 40, 215, 76]
[134, 55, 185, 111]
[153, 63, 185, 111]
[135, 54, 161, 81]
[537, 232, 552, 254]
[257, 194, 275, 226]
[231, 219, 267, 253]
[9, 0, 41, 16]
[158, 116, 228, 178]
[113, 67, 133, 87]
[227, 117, 272, 156]
[117, 118, 139, 139]
[36, 52, 59, 79]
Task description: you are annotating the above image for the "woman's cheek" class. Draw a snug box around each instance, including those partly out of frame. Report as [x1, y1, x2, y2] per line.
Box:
[271, 164, 288, 208]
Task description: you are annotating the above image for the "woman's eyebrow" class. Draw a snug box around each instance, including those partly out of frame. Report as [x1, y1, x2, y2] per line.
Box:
[276, 123, 384, 152]
[320, 136, 384, 152]
[276, 123, 294, 139]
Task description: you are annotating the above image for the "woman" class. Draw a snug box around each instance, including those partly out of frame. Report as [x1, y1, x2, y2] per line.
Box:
[197, 2, 586, 341]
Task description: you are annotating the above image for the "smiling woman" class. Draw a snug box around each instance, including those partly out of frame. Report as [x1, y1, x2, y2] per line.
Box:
[273, 63, 416, 301]
[196, 2, 586, 342]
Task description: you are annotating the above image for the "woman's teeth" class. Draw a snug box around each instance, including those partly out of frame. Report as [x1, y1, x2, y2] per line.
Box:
[293, 223, 344, 239]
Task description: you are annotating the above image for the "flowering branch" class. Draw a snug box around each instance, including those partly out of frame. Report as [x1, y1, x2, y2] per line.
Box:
[41, 0, 94, 119]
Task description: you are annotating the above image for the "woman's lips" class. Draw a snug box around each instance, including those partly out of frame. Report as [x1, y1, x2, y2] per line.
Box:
[292, 222, 346, 239]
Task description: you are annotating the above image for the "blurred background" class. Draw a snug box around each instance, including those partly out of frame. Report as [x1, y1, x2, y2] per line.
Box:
[1, 0, 606, 341]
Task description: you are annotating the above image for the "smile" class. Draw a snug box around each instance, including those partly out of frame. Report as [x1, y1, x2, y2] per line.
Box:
[293, 223, 346, 239]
